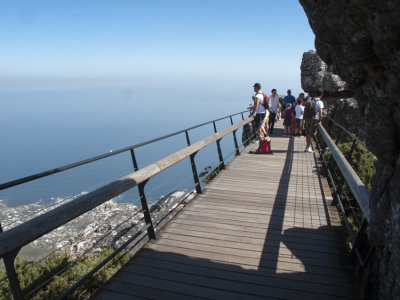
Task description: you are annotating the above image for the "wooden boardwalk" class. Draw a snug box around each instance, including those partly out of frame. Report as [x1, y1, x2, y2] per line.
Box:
[94, 123, 359, 299]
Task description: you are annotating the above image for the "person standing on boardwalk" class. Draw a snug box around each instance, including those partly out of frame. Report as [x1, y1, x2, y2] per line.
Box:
[283, 103, 294, 137]
[304, 89, 324, 153]
[249, 82, 267, 139]
[297, 92, 305, 104]
[283, 89, 296, 109]
[268, 88, 280, 135]
[294, 98, 304, 136]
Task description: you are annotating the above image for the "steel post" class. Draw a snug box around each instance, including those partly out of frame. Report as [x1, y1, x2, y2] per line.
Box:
[347, 139, 357, 164]
[0, 225, 24, 300]
[130, 149, 139, 171]
[138, 182, 156, 240]
[230, 117, 240, 155]
[213, 122, 225, 169]
[185, 131, 202, 194]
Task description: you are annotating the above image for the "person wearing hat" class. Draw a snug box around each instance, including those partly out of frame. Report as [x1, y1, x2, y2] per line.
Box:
[283, 89, 296, 109]
[249, 82, 267, 139]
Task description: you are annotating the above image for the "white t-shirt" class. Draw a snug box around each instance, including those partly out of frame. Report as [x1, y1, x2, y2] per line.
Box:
[314, 100, 324, 119]
[254, 91, 266, 114]
[269, 95, 280, 113]
[295, 104, 304, 119]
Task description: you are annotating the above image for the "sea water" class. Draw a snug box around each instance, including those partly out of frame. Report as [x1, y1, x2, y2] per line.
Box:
[0, 84, 249, 213]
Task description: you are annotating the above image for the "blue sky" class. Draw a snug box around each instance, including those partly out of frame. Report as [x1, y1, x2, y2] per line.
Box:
[0, 0, 315, 94]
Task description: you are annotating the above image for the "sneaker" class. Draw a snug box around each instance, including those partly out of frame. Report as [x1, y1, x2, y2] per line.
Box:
[304, 149, 314, 153]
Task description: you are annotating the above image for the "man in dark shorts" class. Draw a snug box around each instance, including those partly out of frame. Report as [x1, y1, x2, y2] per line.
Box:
[249, 82, 267, 139]
[268, 88, 280, 134]
[304, 89, 324, 153]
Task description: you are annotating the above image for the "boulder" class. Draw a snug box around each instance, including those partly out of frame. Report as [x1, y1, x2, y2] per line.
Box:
[300, 50, 363, 138]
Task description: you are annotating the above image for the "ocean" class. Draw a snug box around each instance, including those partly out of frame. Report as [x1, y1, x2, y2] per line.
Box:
[0, 84, 249, 212]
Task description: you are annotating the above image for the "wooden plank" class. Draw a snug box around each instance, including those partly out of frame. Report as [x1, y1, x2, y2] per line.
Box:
[97, 279, 205, 300]
[119, 264, 341, 300]
[146, 242, 352, 280]
[161, 226, 345, 252]
[171, 217, 343, 240]
[137, 249, 354, 288]
[157, 232, 346, 266]
[109, 270, 267, 300]
[130, 255, 356, 298]
[165, 221, 344, 243]
[177, 209, 329, 228]
[171, 213, 328, 230]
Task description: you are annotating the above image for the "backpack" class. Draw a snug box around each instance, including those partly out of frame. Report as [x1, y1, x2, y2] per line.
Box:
[256, 93, 270, 110]
[304, 98, 318, 120]
[256, 137, 273, 154]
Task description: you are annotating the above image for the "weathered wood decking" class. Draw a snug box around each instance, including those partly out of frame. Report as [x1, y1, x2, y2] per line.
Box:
[94, 123, 358, 299]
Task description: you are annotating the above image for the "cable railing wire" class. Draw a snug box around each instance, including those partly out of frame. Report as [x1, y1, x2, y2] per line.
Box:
[0, 111, 247, 191]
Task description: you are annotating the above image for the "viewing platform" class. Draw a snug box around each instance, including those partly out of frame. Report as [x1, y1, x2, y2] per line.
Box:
[94, 122, 358, 299]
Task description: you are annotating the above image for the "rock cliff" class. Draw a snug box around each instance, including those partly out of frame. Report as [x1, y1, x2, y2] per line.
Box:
[299, 0, 400, 298]
[300, 50, 365, 139]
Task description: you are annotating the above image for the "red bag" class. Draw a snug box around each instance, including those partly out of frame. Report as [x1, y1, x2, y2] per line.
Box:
[260, 139, 271, 153]
[255, 138, 273, 154]
[249, 138, 273, 154]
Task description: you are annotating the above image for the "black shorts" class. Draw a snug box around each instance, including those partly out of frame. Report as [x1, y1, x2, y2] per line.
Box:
[254, 113, 266, 129]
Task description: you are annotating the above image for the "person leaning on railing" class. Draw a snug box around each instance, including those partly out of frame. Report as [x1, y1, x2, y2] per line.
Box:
[304, 88, 324, 153]
[249, 82, 268, 139]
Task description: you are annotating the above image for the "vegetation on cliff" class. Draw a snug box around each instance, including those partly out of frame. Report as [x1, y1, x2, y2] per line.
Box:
[0, 247, 130, 300]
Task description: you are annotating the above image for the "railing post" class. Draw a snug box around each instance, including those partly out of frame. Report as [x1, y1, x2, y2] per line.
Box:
[130, 149, 139, 171]
[213, 121, 225, 169]
[0, 224, 25, 300]
[347, 139, 357, 164]
[130, 150, 156, 239]
[185, 131, 202, 195]
[138, 180, 156, 240]
[230, 117, 240, 156]
[241, 112, 244, 120]
[335, 130, 342, 144]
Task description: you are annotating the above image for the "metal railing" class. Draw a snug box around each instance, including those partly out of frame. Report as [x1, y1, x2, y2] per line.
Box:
[314, 115, 374, 267]
[0, 111, 255, 300]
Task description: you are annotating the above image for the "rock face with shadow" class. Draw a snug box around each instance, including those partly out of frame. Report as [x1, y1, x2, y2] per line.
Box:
[300, 50, 365, 139]
[299, 0, 400, 298]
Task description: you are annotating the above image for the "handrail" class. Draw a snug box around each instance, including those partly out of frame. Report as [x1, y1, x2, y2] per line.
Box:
[0, 111, 248, 191]
[325, 114, 366, 148]
[0, 117, 253, 258]
[317, 123, 370, 222]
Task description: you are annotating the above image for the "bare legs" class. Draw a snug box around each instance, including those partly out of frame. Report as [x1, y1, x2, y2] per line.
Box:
[305, 135, 312, 150]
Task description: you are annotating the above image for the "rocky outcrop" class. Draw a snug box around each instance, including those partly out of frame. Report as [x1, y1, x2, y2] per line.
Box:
[301, 50, 349, 96]
[300, 50, 365, 139]
[300, 0, 400, 298]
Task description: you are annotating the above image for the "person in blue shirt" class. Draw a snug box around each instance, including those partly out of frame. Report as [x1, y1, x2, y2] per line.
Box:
[283, 89, 296, 109]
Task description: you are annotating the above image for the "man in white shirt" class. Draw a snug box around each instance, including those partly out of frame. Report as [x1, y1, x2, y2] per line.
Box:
[268, 88, 280, 135]
[249, 82, 267, 139]
[294, 98, 304, 136]
[304, 89, 324, 152]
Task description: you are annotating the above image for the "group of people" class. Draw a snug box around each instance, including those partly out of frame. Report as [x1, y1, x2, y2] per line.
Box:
[249, 82, 324, 153]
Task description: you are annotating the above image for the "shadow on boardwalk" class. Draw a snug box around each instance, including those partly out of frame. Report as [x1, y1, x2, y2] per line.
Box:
[94, 126, 358, 299]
